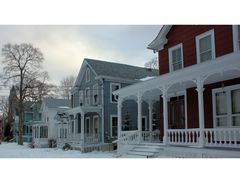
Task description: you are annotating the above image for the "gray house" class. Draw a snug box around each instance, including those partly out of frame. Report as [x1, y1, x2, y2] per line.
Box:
[65, 58, 158, 152]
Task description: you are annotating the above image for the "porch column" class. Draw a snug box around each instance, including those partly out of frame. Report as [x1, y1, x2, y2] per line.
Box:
[148, 101, 153, 132]
[196, 77, 205, 147]
[117, 97, 123, 139]
[74, 114, 78, 135]
[162, 89, 168, 145]
[137, 92, 143, 132]
[81, 112, 85, 144]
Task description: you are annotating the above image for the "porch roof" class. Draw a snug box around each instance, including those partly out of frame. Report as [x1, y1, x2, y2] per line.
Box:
[114, 52, 240, 100]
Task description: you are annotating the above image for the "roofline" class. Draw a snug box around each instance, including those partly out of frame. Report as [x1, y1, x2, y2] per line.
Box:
[147, 25, 172, 52]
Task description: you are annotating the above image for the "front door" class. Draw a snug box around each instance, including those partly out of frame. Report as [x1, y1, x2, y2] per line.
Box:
[169, 95, 185, 129]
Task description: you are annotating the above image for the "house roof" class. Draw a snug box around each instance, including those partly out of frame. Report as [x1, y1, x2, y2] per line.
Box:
[43, 98, 71, 109]
[147, 25, 172, 52]
[85, 58, 159, 80]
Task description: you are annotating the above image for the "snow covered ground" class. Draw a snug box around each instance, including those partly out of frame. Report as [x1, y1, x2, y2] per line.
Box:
[0, 142, 116, 158]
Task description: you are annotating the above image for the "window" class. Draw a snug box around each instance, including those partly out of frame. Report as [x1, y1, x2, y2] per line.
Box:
[59, 128, 67, 138]
[196, 29, 215, 63]
[85, 88, 90, 105]
[110, 83, 121, 103]
[168, 43, 183, 72]
[213, 84, 240, 127]
[93, 84, 98, 105]
[40, 126, 48, 138]
[86, 68, 90, 82]
[79, 90, 83, 106]
[111, 116, 118, 138]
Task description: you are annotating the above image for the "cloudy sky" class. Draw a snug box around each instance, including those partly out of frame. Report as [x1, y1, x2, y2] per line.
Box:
[0, 25, 161, 95]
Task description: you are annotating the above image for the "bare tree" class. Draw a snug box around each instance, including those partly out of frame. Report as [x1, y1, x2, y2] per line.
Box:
[144, 57, 159, 70]
[59, 75, 75, 100]
[1, 43, 48, 145]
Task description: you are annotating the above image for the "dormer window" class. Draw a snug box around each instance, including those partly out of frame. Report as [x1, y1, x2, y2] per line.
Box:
[86, 68, 90, 83]
[196, 29, 215, 63]
[168, 43, 183, 72]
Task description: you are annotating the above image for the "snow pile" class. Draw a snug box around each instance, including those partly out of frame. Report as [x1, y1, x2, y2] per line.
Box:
[0, 142, 115, 158]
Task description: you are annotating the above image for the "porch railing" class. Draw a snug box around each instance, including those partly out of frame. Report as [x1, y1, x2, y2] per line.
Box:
[167, 128, 201, 146]
[204, 128, 240, 148]
[119, 130, 161, 144]
[66, 133, 100, 144]
[167, 128, 240, 148]
[84, 133, 100, 144]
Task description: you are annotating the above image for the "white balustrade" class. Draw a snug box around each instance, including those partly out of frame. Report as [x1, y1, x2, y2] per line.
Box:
[119, 130, 161, 144]
[167, 129, 200, 146]
[204, 128, 240, 148]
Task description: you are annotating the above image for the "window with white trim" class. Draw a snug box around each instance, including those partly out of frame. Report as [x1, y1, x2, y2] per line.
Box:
[85, 88, 90, 105]
[213, 84, 240, 127]
[79, 90, 83, 106]
[110, 83, 121, 103]
[168, 43, 183, 72]
[86, 68, 90, 83]
[93, 84, 98, 105]
[111, 116, 118, 138]
[196, 29, 215, 63]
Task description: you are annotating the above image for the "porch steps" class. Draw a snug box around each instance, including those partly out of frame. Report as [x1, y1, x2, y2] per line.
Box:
[126, 143, 164, 158]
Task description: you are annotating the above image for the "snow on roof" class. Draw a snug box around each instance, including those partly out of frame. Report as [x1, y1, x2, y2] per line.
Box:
[139, 76, 156, 81]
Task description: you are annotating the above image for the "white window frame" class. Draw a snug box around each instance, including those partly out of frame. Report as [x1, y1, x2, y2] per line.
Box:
[110, 83, 121, 103]
[110, 115, 118, 138]
[212, 84, 240, 128]
[93, 84, 98, 105]
[196, 29, 216, 64]
[86, 68, 90, 83]
[79, 90, 84, 106]
[85, 87, 90, 106]
[168, 43, 184, 72]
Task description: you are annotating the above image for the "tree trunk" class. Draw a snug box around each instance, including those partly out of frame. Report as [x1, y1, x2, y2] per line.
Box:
[18, 101, 24, 145]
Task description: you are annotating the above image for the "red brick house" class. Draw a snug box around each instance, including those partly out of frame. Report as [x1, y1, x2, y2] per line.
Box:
[114, 25, 240, 157]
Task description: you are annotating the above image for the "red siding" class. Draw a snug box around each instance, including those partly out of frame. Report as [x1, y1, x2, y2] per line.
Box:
[158, 25, 233, 75]
[186, 78, 240, 129]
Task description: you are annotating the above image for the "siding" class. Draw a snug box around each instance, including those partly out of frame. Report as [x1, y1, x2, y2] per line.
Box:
[186, 78, 240, 129]
[158, 25, 233, 75]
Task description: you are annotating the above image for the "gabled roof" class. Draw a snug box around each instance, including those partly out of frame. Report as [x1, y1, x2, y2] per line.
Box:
[43, 98, 71, 109]
[147, 25, 172, 52]
[73, 58, 159, 91]
[85, 58, 159, 80]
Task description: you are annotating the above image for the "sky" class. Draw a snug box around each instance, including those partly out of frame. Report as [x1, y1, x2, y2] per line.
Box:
[0, 25, 161, 96]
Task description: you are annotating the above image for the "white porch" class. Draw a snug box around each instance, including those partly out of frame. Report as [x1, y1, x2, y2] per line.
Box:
[32, 122, 48, 148]
[62, 106, 102, 152]
[115, 52, 240, 155]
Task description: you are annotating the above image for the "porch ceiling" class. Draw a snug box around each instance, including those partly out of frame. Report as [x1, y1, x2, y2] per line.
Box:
[115, 52, 240, 100]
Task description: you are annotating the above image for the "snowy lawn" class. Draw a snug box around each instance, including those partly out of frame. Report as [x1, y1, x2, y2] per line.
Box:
[0, 142, 116, 158]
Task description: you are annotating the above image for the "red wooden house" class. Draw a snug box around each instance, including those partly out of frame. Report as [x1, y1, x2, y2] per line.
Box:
[115, 25, 240, 157]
